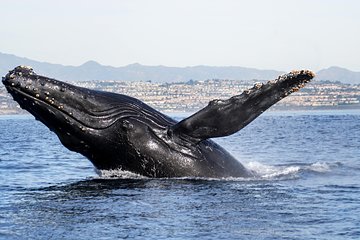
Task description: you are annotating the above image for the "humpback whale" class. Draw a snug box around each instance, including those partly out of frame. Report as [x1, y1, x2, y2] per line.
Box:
[2, 66, 314, 178]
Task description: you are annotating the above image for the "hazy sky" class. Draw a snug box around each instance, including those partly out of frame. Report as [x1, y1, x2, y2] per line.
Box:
[1, 0, 359, 71]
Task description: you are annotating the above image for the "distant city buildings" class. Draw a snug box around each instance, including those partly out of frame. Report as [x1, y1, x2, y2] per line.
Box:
[1, 79, 360, 114]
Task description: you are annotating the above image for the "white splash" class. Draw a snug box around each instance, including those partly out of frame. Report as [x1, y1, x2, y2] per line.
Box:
[93, 161, 334, 181]
[95, 168, 148, 179]
[244, 161, 333, 180]
[245, 161, 301, 180]
[306, 162, 331, 173]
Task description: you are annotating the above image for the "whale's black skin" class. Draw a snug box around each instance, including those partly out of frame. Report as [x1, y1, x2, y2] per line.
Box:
[2, 66, 314, 178]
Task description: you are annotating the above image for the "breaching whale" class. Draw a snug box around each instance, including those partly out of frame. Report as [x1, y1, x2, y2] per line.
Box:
[2, 66, 314, 178]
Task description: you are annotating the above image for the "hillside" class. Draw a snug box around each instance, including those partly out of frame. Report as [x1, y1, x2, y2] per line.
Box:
[316, 66, 360, 84]
[0, 52, 283, 82]
[1, 52, 359, 84]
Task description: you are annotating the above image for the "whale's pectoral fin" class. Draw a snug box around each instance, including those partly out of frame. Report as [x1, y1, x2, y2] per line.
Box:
[171, 70, 315, 142]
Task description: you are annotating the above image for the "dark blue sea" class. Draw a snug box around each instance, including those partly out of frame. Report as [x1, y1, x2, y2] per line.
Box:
[0, 110, 359, 239]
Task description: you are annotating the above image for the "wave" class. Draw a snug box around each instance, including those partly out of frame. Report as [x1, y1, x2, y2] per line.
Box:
[245, 161, 335, 180]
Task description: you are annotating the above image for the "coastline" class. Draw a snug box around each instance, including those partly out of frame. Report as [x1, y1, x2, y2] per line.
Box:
[2, 105, 360, 118]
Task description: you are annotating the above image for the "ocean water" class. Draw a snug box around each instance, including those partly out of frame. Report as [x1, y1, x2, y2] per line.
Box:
[0, 110, 359, 239]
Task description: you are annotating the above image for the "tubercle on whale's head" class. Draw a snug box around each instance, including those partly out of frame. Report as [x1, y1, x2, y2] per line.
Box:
[2, 66, 35, 84]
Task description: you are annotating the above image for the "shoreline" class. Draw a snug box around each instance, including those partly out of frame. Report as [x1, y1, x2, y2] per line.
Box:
[1, 106, 360, 118]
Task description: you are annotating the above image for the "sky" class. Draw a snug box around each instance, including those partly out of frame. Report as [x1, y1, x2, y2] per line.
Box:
[1, 0, 360, 72]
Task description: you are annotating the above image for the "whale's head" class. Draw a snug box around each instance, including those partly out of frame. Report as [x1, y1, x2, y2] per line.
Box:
[2, 66, 175, 170]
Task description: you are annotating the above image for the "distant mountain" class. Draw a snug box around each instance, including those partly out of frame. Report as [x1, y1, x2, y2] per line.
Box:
[1, 52, 359, 84]
[315, 66, 360, 84]
[0, 52, 282, 82]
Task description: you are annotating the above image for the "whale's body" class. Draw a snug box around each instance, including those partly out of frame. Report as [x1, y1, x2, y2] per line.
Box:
[2, 66, 314, 178]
